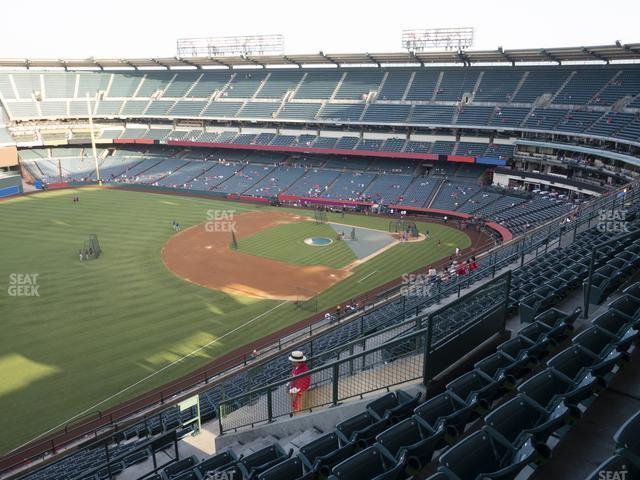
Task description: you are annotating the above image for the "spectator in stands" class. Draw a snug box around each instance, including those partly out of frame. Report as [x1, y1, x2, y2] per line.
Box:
[288, 351, 311, 413]
[469, 256, 479, 272]
[456, 262, 467, 276]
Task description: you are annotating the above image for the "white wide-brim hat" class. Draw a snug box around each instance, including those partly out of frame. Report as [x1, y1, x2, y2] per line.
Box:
[289, 350, 307, 362]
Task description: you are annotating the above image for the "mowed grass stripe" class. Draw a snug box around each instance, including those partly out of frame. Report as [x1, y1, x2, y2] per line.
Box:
[0, 188, 470, 453]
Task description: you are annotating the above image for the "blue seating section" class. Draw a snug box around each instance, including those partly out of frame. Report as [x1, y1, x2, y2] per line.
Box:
[2, 66, 640, 144]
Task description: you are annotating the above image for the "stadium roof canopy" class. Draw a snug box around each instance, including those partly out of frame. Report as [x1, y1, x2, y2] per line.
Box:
[0, 43, 639, 70]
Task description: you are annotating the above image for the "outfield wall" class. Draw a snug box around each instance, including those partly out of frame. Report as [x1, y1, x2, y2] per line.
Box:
[0, 174, 22, 198]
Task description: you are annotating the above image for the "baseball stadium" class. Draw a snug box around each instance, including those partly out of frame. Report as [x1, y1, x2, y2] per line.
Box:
[1, 3, 640, 480]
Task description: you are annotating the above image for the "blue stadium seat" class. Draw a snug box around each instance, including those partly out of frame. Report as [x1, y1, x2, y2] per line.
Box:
[609, 295, 640, 324]
[298, 432, 357, 477]
[518, 368, 601, 410]
[438, 428, 544, 480]
[328, 445, 406, 480]
[257, 456, 311, 480]
[375, 416, 445, 473]
[547, 344, 622, 381]
[194, 450, 238, 477]
[238, 444, 291, 479]
[413, 392, 478, 441]
[614, 410, 640, 468]
[335, 412, 391, 448]
[171, 471, 201, 480]
[585, 455, 640, 480]
[162, 455, 198, 479]
[366, 390, 422, 423]
[474, 351, 532, 385]
[446, 371, 503, 408]
[484, 394, 577, 447]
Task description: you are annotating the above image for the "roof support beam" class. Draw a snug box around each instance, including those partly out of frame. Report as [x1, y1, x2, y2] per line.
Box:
[582, 48, 608, 64]
[409, 51, 424, 67]
[283, 55, 301, 67]
[319, 51, 340, 67]
[498, 47, 515, 66]
[121, 59, 138, 70]
[207, 57, 232, 69]
[176, 57, 201, 69]
[457, 51, 470, 66]
[366, 53, 381, 67]
[540, 49, 561, 65]
[151, 58, 170, 69]
[242, 55, 266, 68]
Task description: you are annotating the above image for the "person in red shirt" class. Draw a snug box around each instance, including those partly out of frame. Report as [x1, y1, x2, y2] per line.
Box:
[469, 256, 479, 272]
[456, 263, 467, 276]
[288, 351, 311, 413]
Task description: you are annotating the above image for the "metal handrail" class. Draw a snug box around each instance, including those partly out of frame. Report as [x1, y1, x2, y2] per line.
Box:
[217, 273, 511, 434]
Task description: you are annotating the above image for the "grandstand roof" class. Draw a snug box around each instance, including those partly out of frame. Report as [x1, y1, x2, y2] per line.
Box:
[0, 43, 639, 70]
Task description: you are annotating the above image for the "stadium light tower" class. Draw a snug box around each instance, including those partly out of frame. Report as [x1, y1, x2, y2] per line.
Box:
[86, 93, 101, 186]
[176, 34, 284, 57]
[401, 27, 474, 51]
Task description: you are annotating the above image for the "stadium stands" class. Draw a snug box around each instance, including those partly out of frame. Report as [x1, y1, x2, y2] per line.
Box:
[1, 65, 638, 145]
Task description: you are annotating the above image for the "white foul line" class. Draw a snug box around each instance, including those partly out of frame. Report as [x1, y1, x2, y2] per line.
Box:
[31, 300, 289, 442]
[358, 270, 378, 283]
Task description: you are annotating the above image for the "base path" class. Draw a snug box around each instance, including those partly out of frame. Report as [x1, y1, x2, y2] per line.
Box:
[161, 211, 350, 301]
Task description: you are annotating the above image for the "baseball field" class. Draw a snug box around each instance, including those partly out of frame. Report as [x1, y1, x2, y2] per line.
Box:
[0, 187, 473, 454]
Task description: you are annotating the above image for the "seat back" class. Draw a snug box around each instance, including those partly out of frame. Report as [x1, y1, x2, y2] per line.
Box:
[241, 444, 284, 470]
[518, 368, 571, 409]
[331, 446, 387, 479]
[484, 394, 543, 445]
[367, 392, 400, 420]
[446, 371, 492, 404]
[336, 412, 374, 441]
[298, 432, 341, 467]
[257, 457, 304, 480]
[413, 393, 462, 428]
[547, 345, 597, 381]
[195, 450, 237, 475]
[438, 430, 504, 479]
[614, 410, 640, 463]
[375, 417, 424, 458]
[573, 326, 616, 357]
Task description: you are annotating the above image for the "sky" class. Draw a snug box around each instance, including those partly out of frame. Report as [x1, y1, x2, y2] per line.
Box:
[1, 0, 638, 59]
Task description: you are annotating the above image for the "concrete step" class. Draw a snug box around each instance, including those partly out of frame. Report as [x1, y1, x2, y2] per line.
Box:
[280, 428, 325, 454]
[235, 434, 281, 457]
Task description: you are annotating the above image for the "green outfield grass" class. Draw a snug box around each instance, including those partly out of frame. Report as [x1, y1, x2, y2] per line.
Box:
[0, 188, 470, 454]
[238, 221, 357, 268]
